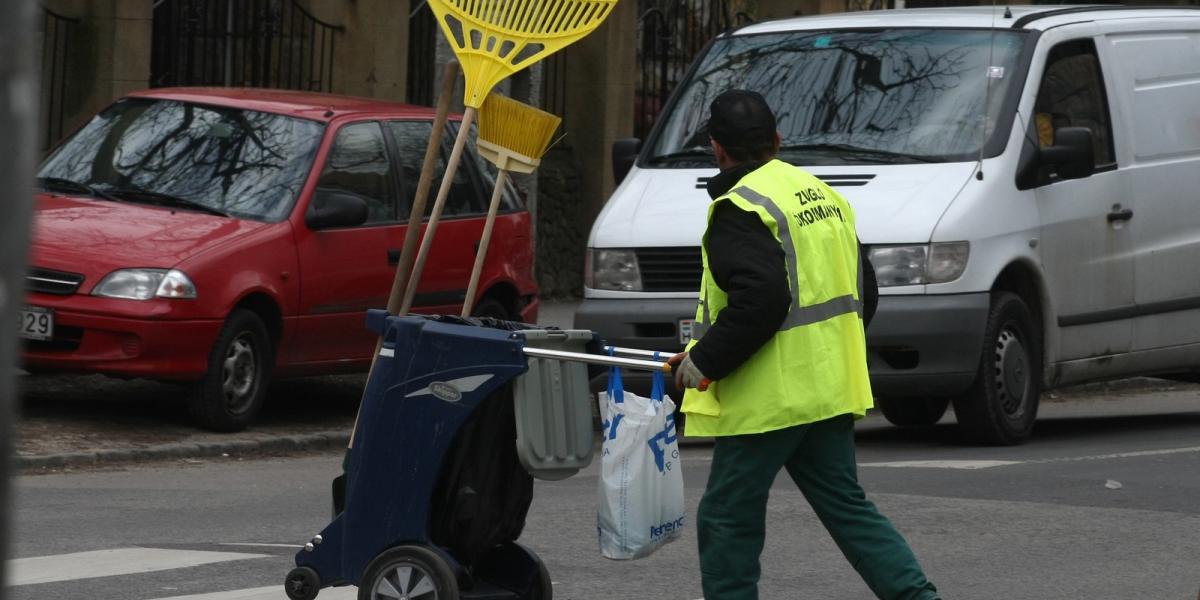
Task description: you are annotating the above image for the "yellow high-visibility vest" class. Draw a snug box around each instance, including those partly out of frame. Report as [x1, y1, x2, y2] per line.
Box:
[682, 159, 873, 436]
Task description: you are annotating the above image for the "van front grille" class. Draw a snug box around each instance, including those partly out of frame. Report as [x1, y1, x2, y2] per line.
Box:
[636, 247, 702, 292]
[27, 267, 84, 295]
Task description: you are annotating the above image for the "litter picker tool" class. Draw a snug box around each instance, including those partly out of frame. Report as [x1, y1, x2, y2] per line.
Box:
[460, 93, 560, 317]
[402, 0, 619, 315]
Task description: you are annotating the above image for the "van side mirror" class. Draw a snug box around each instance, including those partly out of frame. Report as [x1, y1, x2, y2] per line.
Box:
[612, 137, 641, 185]
[306, 190, 369, 230]
[1040, 126, 1095, 180]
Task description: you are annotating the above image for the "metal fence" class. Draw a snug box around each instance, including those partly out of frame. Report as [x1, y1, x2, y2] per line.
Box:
[635, 0, 752, 138]
[40, 6, 77, 152]
[151, 0, 342, 92]
[406, 1, 438, 106]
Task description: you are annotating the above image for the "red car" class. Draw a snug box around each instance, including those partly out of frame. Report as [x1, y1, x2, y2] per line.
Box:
[22, 88, 539, 431]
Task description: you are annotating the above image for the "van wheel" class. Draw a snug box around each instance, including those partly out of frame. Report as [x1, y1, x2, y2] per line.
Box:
[877, 396, 949, 428]
[188, 309, 273, 432]
[952, 292, 1040, 445]
[472, 296, 512, 321]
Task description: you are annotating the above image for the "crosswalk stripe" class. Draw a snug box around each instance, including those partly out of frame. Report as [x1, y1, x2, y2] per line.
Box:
[8, 548, 269, 586]
[146, 584, 358, 600]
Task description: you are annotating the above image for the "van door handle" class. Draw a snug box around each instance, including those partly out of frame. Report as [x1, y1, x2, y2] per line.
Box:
[387, 249, 401, 265]
[1107, 207, 1133, 223]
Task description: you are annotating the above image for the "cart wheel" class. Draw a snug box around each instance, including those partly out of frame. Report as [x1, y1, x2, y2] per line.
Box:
[358, 545, 458, 600]
[528, 555, 552, 600]
[285, 566, 321, 600]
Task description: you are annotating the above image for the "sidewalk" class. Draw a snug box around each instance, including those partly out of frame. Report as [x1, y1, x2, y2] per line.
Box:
[15, 301, 582, 473]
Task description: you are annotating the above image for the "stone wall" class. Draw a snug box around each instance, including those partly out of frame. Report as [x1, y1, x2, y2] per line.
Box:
[535, 146, 588, 299]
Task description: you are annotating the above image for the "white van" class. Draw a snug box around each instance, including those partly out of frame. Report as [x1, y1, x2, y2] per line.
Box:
[576, 6, 1200, 444]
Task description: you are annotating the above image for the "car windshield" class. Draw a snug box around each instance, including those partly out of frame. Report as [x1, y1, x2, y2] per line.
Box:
[38, 98, 324, 221]
[648, 28, 1029, 166]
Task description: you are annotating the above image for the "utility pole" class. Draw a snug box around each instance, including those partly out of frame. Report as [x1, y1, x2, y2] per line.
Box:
[0, 1, 39, 597]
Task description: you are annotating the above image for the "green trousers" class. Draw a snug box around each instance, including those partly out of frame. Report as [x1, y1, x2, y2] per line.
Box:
[697, 414, 939, 600]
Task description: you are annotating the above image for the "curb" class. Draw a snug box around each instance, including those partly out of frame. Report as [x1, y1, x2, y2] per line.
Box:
[17, 430, 353, 471]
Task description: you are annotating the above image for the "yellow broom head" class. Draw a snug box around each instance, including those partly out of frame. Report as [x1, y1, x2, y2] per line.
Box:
[477, 93, 561, 174]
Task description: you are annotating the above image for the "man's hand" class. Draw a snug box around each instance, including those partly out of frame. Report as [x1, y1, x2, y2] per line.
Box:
[668, 351, 708, 390]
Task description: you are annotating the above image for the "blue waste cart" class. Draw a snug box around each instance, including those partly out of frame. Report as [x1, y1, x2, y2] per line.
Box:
[283, 310, 667, 600]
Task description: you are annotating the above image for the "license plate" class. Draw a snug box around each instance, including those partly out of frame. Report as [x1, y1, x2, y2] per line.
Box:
[678, 318, 694, 345]
[19, 306, 54, 341]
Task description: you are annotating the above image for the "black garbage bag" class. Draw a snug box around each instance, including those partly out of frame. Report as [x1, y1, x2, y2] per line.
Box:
[428, 381, 533, 566]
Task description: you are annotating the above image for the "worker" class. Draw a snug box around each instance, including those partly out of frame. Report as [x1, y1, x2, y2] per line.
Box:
[666, 90, 941, 600]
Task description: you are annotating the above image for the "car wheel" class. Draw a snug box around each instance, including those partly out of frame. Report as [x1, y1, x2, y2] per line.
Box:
[877, 396, 949, 428]
[358, 545, 458, 600]
[471, 296, 512, 321]
[188, 308, 273, 432]
[952, 292, 1041, 445]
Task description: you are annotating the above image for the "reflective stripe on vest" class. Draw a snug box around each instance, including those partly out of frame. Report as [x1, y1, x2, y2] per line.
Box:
[691, 185, 862, 342]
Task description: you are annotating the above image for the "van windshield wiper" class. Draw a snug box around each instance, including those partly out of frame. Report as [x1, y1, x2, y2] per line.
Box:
[779, 143, 939, 164]
[35, 177, 120, 202]
[101, 185, 229, 217]
[646, 147, 714, 166]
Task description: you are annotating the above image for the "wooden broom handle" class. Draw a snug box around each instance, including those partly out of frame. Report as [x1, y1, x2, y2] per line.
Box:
[400, 106, 477, 315]
[460, 170, 508, 317]
[351, 61, 459, 449]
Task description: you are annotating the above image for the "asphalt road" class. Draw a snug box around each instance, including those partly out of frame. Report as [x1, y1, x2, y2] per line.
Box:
[10, 392, 1200, 600]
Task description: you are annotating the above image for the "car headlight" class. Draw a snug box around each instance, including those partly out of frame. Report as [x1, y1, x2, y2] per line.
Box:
[92, 269, 197, 300]
[868, 242, 969, 286]
[586, 248, 643, 291]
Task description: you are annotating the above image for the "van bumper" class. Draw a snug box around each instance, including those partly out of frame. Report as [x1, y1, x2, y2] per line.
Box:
[867, 293, 989, 397]
[575, 293, 990, 399]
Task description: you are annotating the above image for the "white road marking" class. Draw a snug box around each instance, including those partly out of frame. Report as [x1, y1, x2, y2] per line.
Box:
[859, 460, 1023, 470]
[8, 547, 269, 586]
[145, 584, 358, 600]
[1031, 445, 1200, 464]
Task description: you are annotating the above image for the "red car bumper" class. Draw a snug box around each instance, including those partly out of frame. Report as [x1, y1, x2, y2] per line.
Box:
[20, 297, 222, 380]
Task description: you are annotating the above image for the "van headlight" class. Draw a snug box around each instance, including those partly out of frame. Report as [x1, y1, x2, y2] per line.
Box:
[93, 269, 198, 300]
[868, 242, 969, 286]
[586, 249, 643, 291]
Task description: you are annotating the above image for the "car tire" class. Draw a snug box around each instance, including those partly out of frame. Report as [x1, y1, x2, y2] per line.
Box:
[358, 545, 458, 600]
[952, 291, 1041, 445]
[188, 308, 273, 432]
[877, 396, 949, 428]
[471, 296, 512, 321]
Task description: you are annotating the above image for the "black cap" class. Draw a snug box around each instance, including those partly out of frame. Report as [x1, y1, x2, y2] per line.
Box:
[708, 89, 777, 150]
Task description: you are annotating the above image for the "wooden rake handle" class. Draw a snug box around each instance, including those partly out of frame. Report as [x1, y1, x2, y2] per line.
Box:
[401, 106, 477, 315]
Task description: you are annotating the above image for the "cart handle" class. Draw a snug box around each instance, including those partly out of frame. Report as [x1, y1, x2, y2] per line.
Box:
[521, 346, 670, 373]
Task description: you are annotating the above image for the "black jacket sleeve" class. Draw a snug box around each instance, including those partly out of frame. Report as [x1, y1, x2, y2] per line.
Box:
[687, 201, 791, 381]
[860, 241, 878, 329]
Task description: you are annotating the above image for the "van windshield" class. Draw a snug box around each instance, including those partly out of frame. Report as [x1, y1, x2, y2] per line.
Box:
[38, 98, 324, 221]
[647, 28, 1028, 166]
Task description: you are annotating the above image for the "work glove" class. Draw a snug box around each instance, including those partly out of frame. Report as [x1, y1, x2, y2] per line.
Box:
[667, 351, 708, 390]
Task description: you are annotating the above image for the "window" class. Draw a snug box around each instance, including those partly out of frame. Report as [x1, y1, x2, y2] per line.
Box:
[315, 122, 397, 224]
[384, 120, 434, 220]
[1034, 39, 1116, 170]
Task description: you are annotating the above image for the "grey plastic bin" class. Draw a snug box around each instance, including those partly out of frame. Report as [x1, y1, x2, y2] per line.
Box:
[513, 329, 597, 481]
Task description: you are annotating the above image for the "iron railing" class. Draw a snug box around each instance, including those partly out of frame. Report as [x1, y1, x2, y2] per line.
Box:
[40, 6, 77, 152]
[636, 0, 752, 138]
[151, 0, 342, 92]
[407, 1, 438, 106]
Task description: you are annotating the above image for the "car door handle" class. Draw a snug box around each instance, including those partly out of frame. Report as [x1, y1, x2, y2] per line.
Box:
[1107, 207, 1134, 223]
[387, 249, 401, 265]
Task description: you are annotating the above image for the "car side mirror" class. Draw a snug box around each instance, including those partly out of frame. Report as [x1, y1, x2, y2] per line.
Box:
[1040, 126, 1095, 180]
[306, 190, 369, 230]
[612, 137, 641, 185]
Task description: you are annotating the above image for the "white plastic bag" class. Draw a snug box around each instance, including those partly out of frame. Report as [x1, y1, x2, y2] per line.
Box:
[597, 358, 685, 560]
